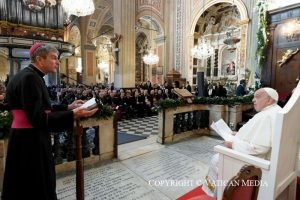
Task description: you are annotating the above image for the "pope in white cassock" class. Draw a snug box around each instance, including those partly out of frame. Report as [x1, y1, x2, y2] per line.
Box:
[202, 87, 283, 197]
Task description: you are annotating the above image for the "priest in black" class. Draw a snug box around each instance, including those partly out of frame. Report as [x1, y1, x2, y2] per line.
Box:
[2, 43, 98, 200]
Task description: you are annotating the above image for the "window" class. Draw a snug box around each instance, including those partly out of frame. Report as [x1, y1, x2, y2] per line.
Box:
[206, 57, 211, 77]
[193, 77, 197, 85]
[193, 58, 198, 65]
[213, 49, 218, 77]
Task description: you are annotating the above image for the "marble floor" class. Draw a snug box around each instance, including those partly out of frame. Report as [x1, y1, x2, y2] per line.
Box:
[56, 135, 223, 200]
[117, 115, 159, 136]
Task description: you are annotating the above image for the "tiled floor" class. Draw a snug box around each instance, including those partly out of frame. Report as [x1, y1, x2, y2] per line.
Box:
[56, 115, 223, 199]
[118, 115, 159, 136]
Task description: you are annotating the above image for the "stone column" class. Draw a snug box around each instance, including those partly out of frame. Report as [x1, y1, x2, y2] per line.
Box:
[113, 0, 136, 88]
[82, 45, 96, 85]
[239, 19, 249, 70]
[164, 0, 176, 73]
[79, 17, 97, 85]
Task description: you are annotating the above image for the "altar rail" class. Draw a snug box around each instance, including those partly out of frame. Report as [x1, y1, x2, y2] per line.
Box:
[0, 116, 117, 190]
[55, 117, 117, 174]
[157, 104, 253, 144]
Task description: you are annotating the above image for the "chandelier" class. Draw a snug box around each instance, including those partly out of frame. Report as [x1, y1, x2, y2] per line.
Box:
[143, 50, 159, 65]
[142, 0, 159, 65]
[23, 0, 56, 12]
[192, 37, 214, 59]
[61, 0, 95, 17]
[192, 0, 214, 60]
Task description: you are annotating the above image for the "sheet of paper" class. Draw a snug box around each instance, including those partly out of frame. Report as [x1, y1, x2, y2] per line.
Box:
[80, 97, 97, 110]
[210, 119, 233, 141]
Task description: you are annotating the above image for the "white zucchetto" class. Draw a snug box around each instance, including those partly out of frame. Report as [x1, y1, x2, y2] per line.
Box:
[263, 87, 279, 102]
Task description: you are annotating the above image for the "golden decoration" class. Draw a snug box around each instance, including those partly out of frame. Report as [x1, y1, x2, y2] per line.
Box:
[277, 48, 300, 67]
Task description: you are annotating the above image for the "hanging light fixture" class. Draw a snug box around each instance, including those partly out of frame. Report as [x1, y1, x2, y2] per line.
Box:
[23, 0, 56, 12]
[143, 49, 159, 65]
[192, 37, 214, 59]
[61, 0, 95, 17]
[191, 0, 214, 60]
[142, 0, 159, 65]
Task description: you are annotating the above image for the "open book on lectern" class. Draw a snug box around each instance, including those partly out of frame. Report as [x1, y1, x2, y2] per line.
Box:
[80, 97, 98, 110]
[210, 119, 234, 141]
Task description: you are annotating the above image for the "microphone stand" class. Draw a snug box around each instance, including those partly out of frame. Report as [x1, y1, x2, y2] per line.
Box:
[75, 119, 84, 200]
[61, 73, 102, 200]
[60, 73, 90, 88]
[61, 73, 99, 200]
[74, 103, 102, 200]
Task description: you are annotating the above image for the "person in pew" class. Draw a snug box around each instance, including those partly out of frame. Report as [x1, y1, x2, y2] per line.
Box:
[202, 87, 282, 197]
[2, 43, 98, 200]
[236, 79, 248, 96]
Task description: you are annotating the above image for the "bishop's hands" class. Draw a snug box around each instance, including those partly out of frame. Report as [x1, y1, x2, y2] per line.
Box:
[73, 107, 98, 120]
[68, 99, 84, 110]
[69, 99, 98, 119]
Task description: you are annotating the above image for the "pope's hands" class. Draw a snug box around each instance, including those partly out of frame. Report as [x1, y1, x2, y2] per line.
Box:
[68, 100, 85, 110]
[224, 141, 232, 149]
[73, 107, 98, 120]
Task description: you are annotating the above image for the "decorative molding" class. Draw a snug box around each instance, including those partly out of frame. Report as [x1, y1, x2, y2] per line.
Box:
[0, 48, 8, 57]
[155, 35, 166, 44]
[0, 36, 74, 55]
[269, 3, 300, 23]
[84, 44, 97, 50]
[175, 0, 183, 71]
[137, 0, 164, 20]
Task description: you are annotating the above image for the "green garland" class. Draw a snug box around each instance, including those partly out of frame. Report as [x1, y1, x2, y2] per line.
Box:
[89, 104, 114, 120]
[0, 111, 12, 139]
[256, 0, 269, 67]
[193, 95, 254, 106]
[154, 99, 185, 112]
[154, 94, 254, 111]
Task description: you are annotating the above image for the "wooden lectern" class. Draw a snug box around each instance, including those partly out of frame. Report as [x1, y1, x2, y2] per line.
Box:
[173, 88, 193, 103]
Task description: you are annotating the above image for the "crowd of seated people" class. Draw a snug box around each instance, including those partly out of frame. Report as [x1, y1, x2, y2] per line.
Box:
[0, 77, 274, 122]
[47, 81, 181, 120]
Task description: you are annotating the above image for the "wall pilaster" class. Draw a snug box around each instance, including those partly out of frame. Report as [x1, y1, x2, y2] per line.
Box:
[113, 0, 136, 88]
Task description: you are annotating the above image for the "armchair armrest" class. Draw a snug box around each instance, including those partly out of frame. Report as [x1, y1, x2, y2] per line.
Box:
[214, 145, 270, 170]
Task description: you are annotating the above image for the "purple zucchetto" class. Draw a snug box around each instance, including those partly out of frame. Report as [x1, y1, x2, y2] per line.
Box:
[29, 42, 43, 58]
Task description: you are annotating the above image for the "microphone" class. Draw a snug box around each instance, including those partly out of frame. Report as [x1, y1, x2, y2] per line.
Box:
[60, 73, 90, 87]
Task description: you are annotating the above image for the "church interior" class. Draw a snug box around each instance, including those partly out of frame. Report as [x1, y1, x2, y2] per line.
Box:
[1, 0, 300, 199]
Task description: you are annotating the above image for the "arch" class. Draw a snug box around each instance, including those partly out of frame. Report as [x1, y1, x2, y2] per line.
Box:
[190, 0, 248, 35]
[136, 11, 164, 37]
[219, 45, 238, 76]
[68, 25, 81, 47]
[136, 32, 148, 83]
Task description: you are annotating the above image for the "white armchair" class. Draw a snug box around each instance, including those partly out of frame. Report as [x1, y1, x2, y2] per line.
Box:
[215, 82, 300, 200]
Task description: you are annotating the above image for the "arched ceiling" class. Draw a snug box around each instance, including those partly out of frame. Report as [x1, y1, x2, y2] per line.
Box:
[86, 0, 113, 44]
[68, 26, 81, 47]
[85, 0, 165, 44]
[195, 3, 241, 34]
